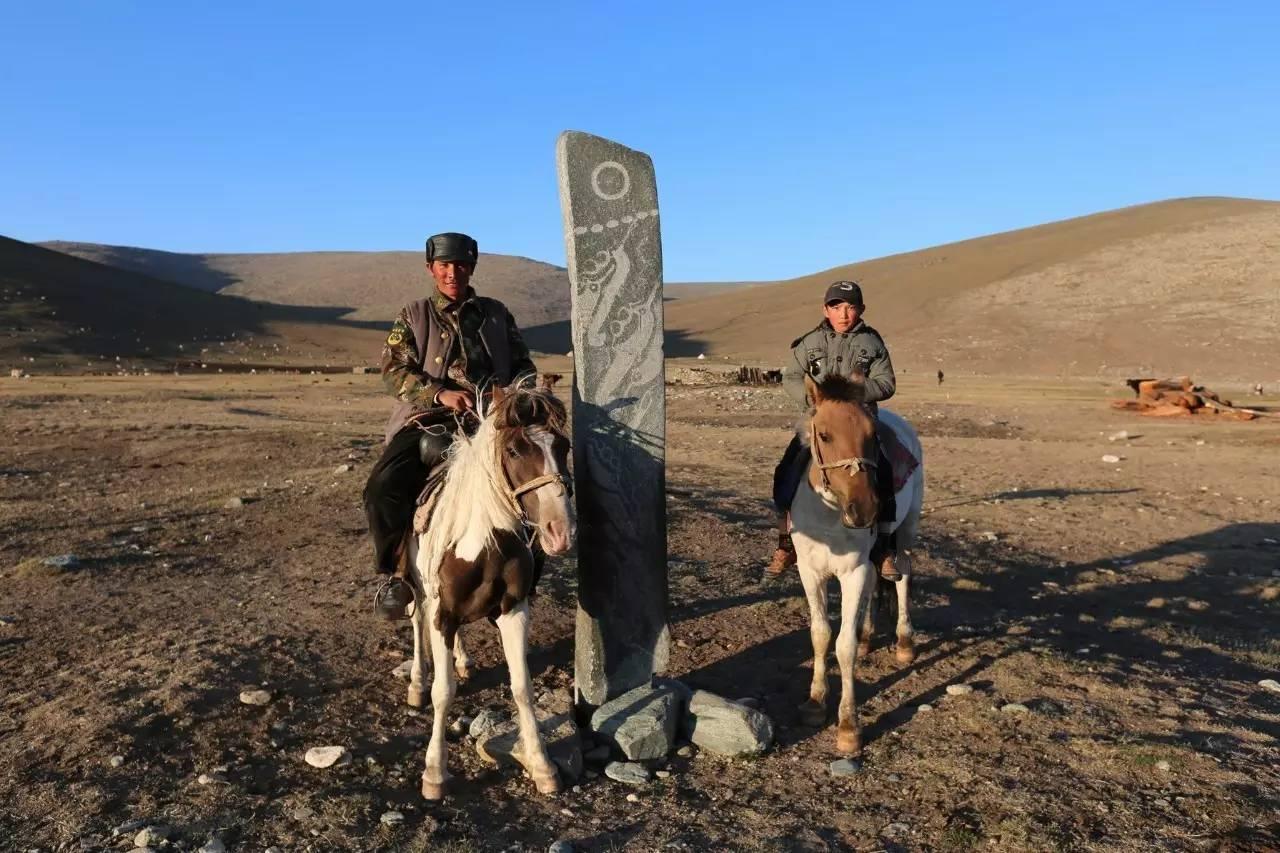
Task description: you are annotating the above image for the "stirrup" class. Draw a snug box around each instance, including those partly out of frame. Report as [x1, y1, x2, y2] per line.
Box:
[373, 576, 414, 620]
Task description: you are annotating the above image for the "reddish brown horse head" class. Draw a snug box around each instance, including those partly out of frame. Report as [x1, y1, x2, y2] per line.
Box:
[804, 373, 880, 529]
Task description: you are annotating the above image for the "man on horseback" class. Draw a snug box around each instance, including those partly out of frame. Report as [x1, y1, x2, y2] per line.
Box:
[363, 232, 536, 619]
[766, 280, 900, 581]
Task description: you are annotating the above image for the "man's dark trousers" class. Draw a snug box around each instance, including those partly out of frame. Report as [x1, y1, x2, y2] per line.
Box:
[364, 426, 452, 572]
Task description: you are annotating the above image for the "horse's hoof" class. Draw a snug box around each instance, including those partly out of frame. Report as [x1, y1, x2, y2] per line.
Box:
[798, 700, 828, 727]
[454, 664, 472, 683]
[835, 728, 862, 757]
[895, 639, 916, 665]
[532, 773, 560, 796]
[857, 640, 873, 658]
[420, 778, 447, 800]
[406, 685, 427, 709]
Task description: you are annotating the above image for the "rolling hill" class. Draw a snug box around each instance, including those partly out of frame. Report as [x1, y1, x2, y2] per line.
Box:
[15, 196, 1280, 381]
[664, 197, 1280, 382]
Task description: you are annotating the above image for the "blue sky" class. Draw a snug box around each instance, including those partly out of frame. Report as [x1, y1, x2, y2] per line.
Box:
[3, 2, 1278, 281]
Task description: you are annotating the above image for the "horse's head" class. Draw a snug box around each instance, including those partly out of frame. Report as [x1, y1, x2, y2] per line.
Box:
[804, 373, 879, 529]
[491, 381, 576, 556]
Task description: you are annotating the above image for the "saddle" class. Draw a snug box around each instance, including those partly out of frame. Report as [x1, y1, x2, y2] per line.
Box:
[877, 420, 919, 494]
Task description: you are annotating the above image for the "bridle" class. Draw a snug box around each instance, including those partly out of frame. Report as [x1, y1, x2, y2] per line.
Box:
[496, 426, 573, 530]
[809, 419, 878, 492]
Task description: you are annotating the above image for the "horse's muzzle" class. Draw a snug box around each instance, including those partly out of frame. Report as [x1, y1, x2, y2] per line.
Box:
[539, 519, 575, 556]
[840, 511, 876, 530]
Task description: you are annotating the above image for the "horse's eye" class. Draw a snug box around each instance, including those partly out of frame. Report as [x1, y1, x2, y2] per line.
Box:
[506, 447, 519, 458]
[818, 432, 831, 443]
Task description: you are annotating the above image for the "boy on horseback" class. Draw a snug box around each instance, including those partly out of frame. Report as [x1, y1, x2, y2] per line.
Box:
[364, 232, 536, 619]
[766, 280, 900, 581]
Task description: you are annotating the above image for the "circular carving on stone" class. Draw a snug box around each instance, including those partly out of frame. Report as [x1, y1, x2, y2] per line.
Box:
[590, 161, 630, 201]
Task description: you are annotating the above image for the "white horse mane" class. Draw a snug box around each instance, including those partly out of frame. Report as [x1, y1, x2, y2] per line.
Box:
[417, 410, 523, 591]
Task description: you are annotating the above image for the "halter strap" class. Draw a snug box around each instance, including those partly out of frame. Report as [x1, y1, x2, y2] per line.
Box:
[810, 421, 878, 490]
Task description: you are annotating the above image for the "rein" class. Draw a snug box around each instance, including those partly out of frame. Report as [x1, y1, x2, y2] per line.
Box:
[809, 420, 878, 491]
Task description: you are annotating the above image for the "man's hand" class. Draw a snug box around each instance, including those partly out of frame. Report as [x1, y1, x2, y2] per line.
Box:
[437, 389, 474, 412]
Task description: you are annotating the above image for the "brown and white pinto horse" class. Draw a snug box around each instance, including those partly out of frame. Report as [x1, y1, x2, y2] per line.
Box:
[406, 381, 575, 799]
[791, 373, 923, 758]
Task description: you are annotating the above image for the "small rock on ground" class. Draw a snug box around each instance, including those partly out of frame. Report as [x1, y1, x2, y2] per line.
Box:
[830, 758, 862, 776]
[134, 826, 173, 847]
[393, 659, 413, 680]
[469, 708, 507, 740]
[43, 554, 80, 570]
[591, 683, 681, 761]
[198, 839, 226, 853]
[304, 745, 349, 768]
[549, 842, 574, 853]
[1000, 703, 1030, 713]
[1156, 760, 1172, 772]
[604, 761, 650, 786]
[239, 689, 273, 706]
[1259, 679, 1280, 694]
[917, 704, 933, 712]
[380, 810, 405, 826]
[945, 684, 974, 696]
[224, 497, 244, 509]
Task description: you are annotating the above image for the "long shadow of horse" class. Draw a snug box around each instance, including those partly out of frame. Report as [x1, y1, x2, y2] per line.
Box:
[675, 512, 1280, 753]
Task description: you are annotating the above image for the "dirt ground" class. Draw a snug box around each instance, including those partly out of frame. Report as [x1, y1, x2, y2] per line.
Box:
[1, 368, 1278, 852]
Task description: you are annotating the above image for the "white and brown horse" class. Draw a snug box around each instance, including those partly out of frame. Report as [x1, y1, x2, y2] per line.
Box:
[791, 373, 923, 758]
[405, 382, 575, 799]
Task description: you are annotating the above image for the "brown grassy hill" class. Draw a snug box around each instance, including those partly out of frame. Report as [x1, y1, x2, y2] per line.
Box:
[37, 243, 572, 329]
[0, 236, 389, 373]
[666, 197, 1280, 382]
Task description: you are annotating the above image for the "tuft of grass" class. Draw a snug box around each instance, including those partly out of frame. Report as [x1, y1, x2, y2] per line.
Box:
[940, 826, 982, 851]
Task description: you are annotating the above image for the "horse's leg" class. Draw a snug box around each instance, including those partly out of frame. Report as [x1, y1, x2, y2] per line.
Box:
[407, 602, 428, 709]
[893, 550, 916, 664]
[453, 627, 473, 683]
[421, 600, 455, 800]
[834, 563, 872, 757]
[796, 558, 831, 727]
[496, 600, 559, 795]
[857, 580, 876, 658]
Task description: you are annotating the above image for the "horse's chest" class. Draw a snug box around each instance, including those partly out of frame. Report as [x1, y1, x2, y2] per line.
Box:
[435, 529, 536, 631]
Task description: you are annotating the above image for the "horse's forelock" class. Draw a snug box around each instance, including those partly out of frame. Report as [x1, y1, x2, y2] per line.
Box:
[495, 388, 568, 433]
[816, 372, 866, 403]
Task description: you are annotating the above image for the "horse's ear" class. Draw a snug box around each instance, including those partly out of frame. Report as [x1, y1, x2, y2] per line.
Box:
[492, 384, 507, 406]
[804, 373, 823, 404]
[539, 372, 562, 391]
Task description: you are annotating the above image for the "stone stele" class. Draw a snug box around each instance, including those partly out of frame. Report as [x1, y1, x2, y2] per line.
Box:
[556, 130, 669, 708]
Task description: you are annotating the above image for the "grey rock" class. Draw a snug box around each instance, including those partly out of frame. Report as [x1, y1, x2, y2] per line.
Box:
[239, 689, 273, 706]
[583, 745, 611, 763]
[604, 761, 650, 786]
[224, 497, 244, 509]
[1259, 679, 1280, 694]
[303, 745, 349, 768]
[676, 745, 694, 758]
[380, 810, 405, 826]
[0, 615, 15, 627]
[134, 826, 172, 847]
[469, 708, 507, 740]
[392, 659, 413, 680]
[1000, 703, 1030, 714]
[109, 754, 125, 768]
[557, 131, 669, 706]
[681, 690, 773, 757]
[43, 554, 80, 570]
[477, 712, 583, 783]
[196, 771, 226, 785]
[590, 683, 681, 760]
[549, 842, 575, 853]
[334, 463, 352, 474]
[917, 704, 934, 712]
[945, 684, 974, 696]
[197, 839, 226, 853]
[830, 758, 863, 776]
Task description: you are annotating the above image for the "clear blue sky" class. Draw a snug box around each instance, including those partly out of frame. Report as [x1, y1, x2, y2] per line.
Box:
[3, 2, 1278, 281]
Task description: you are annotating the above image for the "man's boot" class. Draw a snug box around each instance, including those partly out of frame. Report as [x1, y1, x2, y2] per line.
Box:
[871, 527, 901, 582]
[374, 574, 414, 620]
[764, 513, 797, 580]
